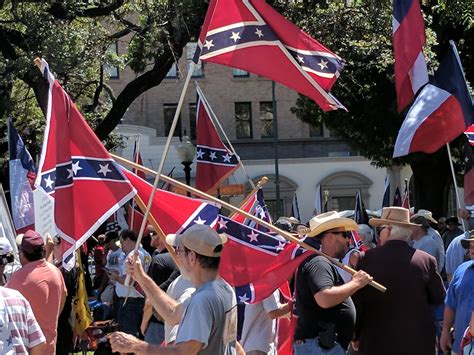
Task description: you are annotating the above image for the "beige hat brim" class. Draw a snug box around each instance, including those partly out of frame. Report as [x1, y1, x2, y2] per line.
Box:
[165, 234, 178, 247]
[307, 218, 358, 238]
[369, 218, 420, 228]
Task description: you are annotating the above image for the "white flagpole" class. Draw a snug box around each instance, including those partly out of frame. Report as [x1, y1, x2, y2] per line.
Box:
[195, 83, 255, 189]
[446, 143, 467, 232]
[124, 63, 195, 288]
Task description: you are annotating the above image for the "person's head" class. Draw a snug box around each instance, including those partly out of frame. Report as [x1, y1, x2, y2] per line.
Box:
[307, 211, 358, 259]
[0, 238, 14, 276]
[410, 215, 430, 240]
[105, 231, 120, 251]
[460, 231, 474, 260]
[119, 229, 138, 254]
[357, 224, 374, 247]
[437, 217, 447, 232]
[370, 207, 419, 245]
[166, 224, 227, 282]
[446, 216, 461, 231]
[147, 225, 164, 251]
[19, 230, 45, 265]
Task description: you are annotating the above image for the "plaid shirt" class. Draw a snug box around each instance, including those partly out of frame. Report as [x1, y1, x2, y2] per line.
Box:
[0, 287, 45, 354]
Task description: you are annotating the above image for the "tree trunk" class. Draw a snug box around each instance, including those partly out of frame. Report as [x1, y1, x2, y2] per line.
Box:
[410, 147, 452, 219]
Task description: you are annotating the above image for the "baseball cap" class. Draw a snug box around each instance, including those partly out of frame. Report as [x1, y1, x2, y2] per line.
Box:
[20, 230, 45, 254]
[0, 238, 12, 255]
[166, 224, 228, 257]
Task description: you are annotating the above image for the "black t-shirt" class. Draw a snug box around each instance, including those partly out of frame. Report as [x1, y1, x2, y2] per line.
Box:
[294, 254, 356, 349]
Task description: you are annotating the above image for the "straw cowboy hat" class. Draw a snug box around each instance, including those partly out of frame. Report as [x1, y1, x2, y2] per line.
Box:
[369, 207, 420, 228]
[307, 211, 358, 238]
[411, 209, 437, 225]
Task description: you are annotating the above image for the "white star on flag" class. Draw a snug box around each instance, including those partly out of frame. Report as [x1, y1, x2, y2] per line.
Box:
[218, 218, 228, 230]
[317, 59, 328, 70]
[97, 163, 112, 177]
[297, 55, 305, 64]
[196, 149, 205, 159]
[194, 216, 206, 225]
[276, 241, 286, 251]
[255, 28, 264, 38]
[230, 32, 241, 42]
[247, 230, 259, 242]
[239, 294, 250, 303]
[209, 151, 217, 160]
[222, 153, 232, 162]
[204, 39, 214, 50]
[44, 175, 54, 189]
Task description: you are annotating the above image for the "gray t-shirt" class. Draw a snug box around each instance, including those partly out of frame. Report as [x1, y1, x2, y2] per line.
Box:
[175, 277, 237, 355]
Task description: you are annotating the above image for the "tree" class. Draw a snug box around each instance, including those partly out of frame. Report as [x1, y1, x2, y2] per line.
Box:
[0, 0, 208, 185]
[286, 1, 473, 217]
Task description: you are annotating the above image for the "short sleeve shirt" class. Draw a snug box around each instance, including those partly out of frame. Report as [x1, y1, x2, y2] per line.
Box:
[175, 278, 237, 354]
[115, 247, 151, 298]
[0, 287, 45, 354]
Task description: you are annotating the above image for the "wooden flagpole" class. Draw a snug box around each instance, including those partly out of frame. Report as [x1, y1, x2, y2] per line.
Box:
[112, 153, 386, 293]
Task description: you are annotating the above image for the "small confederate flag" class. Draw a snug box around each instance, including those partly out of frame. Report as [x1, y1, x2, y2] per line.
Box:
[34, 59, 136, 267]
[194, 0, 345, 111]
[195, 88, 239, 193]
[465, 125, 474, 147]
[123, 169, 220, 234]
[231, 189, 272, 232]
[217, 215, 311, 303]
[132, 138, 146, 180]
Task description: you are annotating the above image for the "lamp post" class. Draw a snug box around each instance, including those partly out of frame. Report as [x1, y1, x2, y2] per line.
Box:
[175, 135, 196, 196]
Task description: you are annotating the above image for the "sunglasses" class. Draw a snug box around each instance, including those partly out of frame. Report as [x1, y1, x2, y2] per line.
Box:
[330, 231, 352, 239]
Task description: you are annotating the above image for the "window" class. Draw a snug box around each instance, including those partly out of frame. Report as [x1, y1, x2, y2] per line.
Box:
[189, 103, 197, 140]
[233, 68, 249, 77]
[309, 123, 323, 137]
[104, 42, 119, 79]
[166, 63, 179, 78]
[187, 43, 203, 77]
[259, 102, 274, 138]
[163, 104, 182, 137]
[235, 102, 252, 139]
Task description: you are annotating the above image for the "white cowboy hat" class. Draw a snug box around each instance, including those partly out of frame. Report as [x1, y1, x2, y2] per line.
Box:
[307, 211, 358, 238]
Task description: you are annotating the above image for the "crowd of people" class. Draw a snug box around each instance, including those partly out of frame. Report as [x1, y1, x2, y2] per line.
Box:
[0, 205, 473, 355]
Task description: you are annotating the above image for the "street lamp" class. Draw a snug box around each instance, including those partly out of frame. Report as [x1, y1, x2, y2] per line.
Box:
[175, 135, 196, 195]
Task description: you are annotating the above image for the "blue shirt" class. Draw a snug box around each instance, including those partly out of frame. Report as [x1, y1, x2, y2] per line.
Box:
[445, 232, 469, 275]
[445, 260, 474, 353]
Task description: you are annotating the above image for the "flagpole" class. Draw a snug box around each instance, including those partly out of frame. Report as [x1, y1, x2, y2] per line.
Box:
[112, 154, 386, 293]
[195, 83, 255, 189]
[132, 195, 179, 266]
[446, 143, 467, 232]
[122, 63, 195, 288]
[130, 134, 141, 229]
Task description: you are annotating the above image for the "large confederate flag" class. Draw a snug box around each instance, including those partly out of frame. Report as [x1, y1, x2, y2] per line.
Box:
[35, 59, 136, 266]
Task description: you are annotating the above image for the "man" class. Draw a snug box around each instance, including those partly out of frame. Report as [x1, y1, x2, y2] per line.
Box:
[438, 217, 447, 235]
[443, 216, 464, 250]
[141, 228, 178, 345]
[240, 290, 290, 355]
[293, 211, 373, 355]
[353, 207, 445, 355]
[410, 211, 445, 273]
[0, 286, 46, 354]
[99, 230, 123, 305]
[440, 232, 474, 355]
[6, 230, 67, 355]
[109, 229, 151, 337]
[109, 224, 238, 354]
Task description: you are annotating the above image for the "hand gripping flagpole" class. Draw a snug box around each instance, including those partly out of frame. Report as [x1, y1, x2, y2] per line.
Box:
[195, 82, 255, 189]
[122, 62, 196, 290]
[112, 153, 386, 293]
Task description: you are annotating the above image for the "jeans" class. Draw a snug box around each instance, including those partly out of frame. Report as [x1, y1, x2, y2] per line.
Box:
[118, 297, 145, 337]
[145, 321, 165, 345]
[294, 338, 346, 355]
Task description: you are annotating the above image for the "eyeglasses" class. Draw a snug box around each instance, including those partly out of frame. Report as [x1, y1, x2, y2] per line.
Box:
[330, 231, 352, 239]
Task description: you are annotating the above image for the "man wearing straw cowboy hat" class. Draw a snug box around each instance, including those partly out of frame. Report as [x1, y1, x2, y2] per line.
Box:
[352, 207, 445, 355]
[293, 211, 373, 355]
